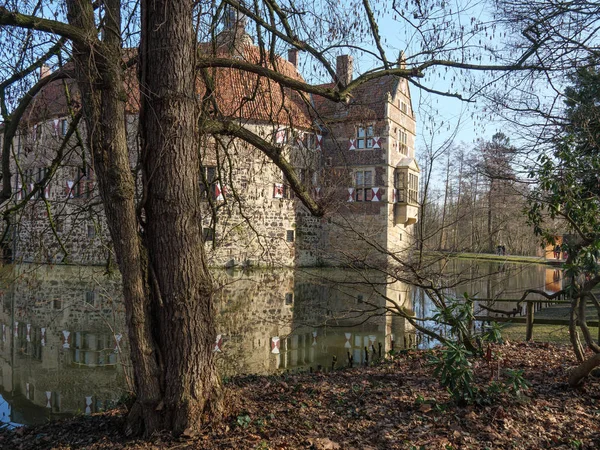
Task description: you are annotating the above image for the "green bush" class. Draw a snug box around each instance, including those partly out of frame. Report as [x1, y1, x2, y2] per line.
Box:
[430, 342, 476, 405]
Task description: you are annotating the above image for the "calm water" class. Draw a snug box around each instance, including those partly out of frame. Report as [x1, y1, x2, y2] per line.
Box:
[0, 261, 561, 427]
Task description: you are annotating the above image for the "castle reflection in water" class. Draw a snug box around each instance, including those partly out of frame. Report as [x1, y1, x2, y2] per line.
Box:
[0, 265, 414, 427]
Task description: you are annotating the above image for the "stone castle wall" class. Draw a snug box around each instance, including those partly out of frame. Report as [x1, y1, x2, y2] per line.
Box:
[0, 74, 418, 269]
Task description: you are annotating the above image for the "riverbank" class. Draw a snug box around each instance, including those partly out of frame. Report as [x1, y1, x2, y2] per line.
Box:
[1, 342, 598, 449]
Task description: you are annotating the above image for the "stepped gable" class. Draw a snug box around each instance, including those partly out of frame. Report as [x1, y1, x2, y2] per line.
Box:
[312, 76, 399, 122]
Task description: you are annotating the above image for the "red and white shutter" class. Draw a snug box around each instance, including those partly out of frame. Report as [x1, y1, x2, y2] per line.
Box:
[372, 137, 382, 149]
[275, 128, 286, 144]
[371, 187, 382, 202]
[214, 334, 223, 352]
[273, 183, 284, 199]
[348, 139, 356, 150]
[270, 336, 280, 354]
[214, 183, 224, 202]
[347, 188, 354, 202]
[66, 180, 74, 198]
[316, 134, 323, 150]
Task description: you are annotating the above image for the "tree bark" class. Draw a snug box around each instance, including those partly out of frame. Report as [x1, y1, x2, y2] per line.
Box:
[139, 0, 223, 434]
[66, 0, 222, 436]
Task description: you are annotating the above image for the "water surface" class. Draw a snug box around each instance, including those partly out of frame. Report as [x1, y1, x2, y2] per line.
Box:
[0, 260, 559, 427]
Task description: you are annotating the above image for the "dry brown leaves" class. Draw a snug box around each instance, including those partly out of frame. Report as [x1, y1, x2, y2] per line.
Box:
[1, 342, 599, 449]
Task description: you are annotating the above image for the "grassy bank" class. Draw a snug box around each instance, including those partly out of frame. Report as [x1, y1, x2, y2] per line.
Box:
[426, 251, 561, 266]
[500, 303, 600, 343]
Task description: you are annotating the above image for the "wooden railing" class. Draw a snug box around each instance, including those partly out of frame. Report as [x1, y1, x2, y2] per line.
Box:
[472, 298, 600, 342]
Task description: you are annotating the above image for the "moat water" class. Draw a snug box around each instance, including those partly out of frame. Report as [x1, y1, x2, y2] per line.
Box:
[0, 260, 562, 428]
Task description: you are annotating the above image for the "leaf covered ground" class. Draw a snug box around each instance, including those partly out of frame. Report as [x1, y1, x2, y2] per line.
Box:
[1, 342, 599, 449]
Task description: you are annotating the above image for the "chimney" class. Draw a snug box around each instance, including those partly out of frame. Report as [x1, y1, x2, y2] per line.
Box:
[336, 55, 353, 87]
[40, 65, 51, 79]
[398, 50, 406, 69]
[224, 8, 237, 29]
[288, 49, 298, 67]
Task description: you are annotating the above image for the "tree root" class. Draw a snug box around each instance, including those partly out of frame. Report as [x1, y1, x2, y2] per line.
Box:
[569, 352, 600, 386]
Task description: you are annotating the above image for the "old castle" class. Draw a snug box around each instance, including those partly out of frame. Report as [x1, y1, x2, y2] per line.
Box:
[0, 20, 419, 268]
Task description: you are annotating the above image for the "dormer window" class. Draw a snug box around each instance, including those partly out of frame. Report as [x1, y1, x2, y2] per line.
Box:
[356, 125, 374, 149]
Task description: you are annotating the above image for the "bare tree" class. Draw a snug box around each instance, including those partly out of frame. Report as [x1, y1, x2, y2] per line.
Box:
[0, 0, 562, 436]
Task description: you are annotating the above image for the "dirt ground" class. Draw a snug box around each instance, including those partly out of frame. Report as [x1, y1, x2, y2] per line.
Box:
[1, 341, 599, 449]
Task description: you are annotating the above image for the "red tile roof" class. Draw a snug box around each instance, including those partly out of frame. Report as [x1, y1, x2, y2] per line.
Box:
[312, 76, 399, 122]
[24, 44, 313, 129]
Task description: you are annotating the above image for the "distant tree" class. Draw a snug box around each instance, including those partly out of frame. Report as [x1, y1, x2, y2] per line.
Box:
[527, 62, 600, 381]
[474, 133, 518, 253]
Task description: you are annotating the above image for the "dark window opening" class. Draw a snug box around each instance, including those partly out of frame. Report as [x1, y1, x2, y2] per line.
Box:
[354, 170, 373, 202]
[202, 228, 214, 242]
[285, 292, 294, 305]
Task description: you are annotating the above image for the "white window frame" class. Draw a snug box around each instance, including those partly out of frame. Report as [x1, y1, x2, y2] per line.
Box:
[356, 125, 374, 149]
[394, 169, 418, 205]
[398, 128, 408, 155]
[354, 168, 374, 202]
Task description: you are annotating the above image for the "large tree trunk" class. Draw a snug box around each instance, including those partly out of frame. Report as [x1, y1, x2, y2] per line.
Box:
[67, 0, 222, 436]
[66, 0, 164, 434]
[139, 0, 222, 434]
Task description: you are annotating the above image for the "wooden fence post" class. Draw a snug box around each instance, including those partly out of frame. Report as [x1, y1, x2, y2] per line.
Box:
[526, 301, 534, 341]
